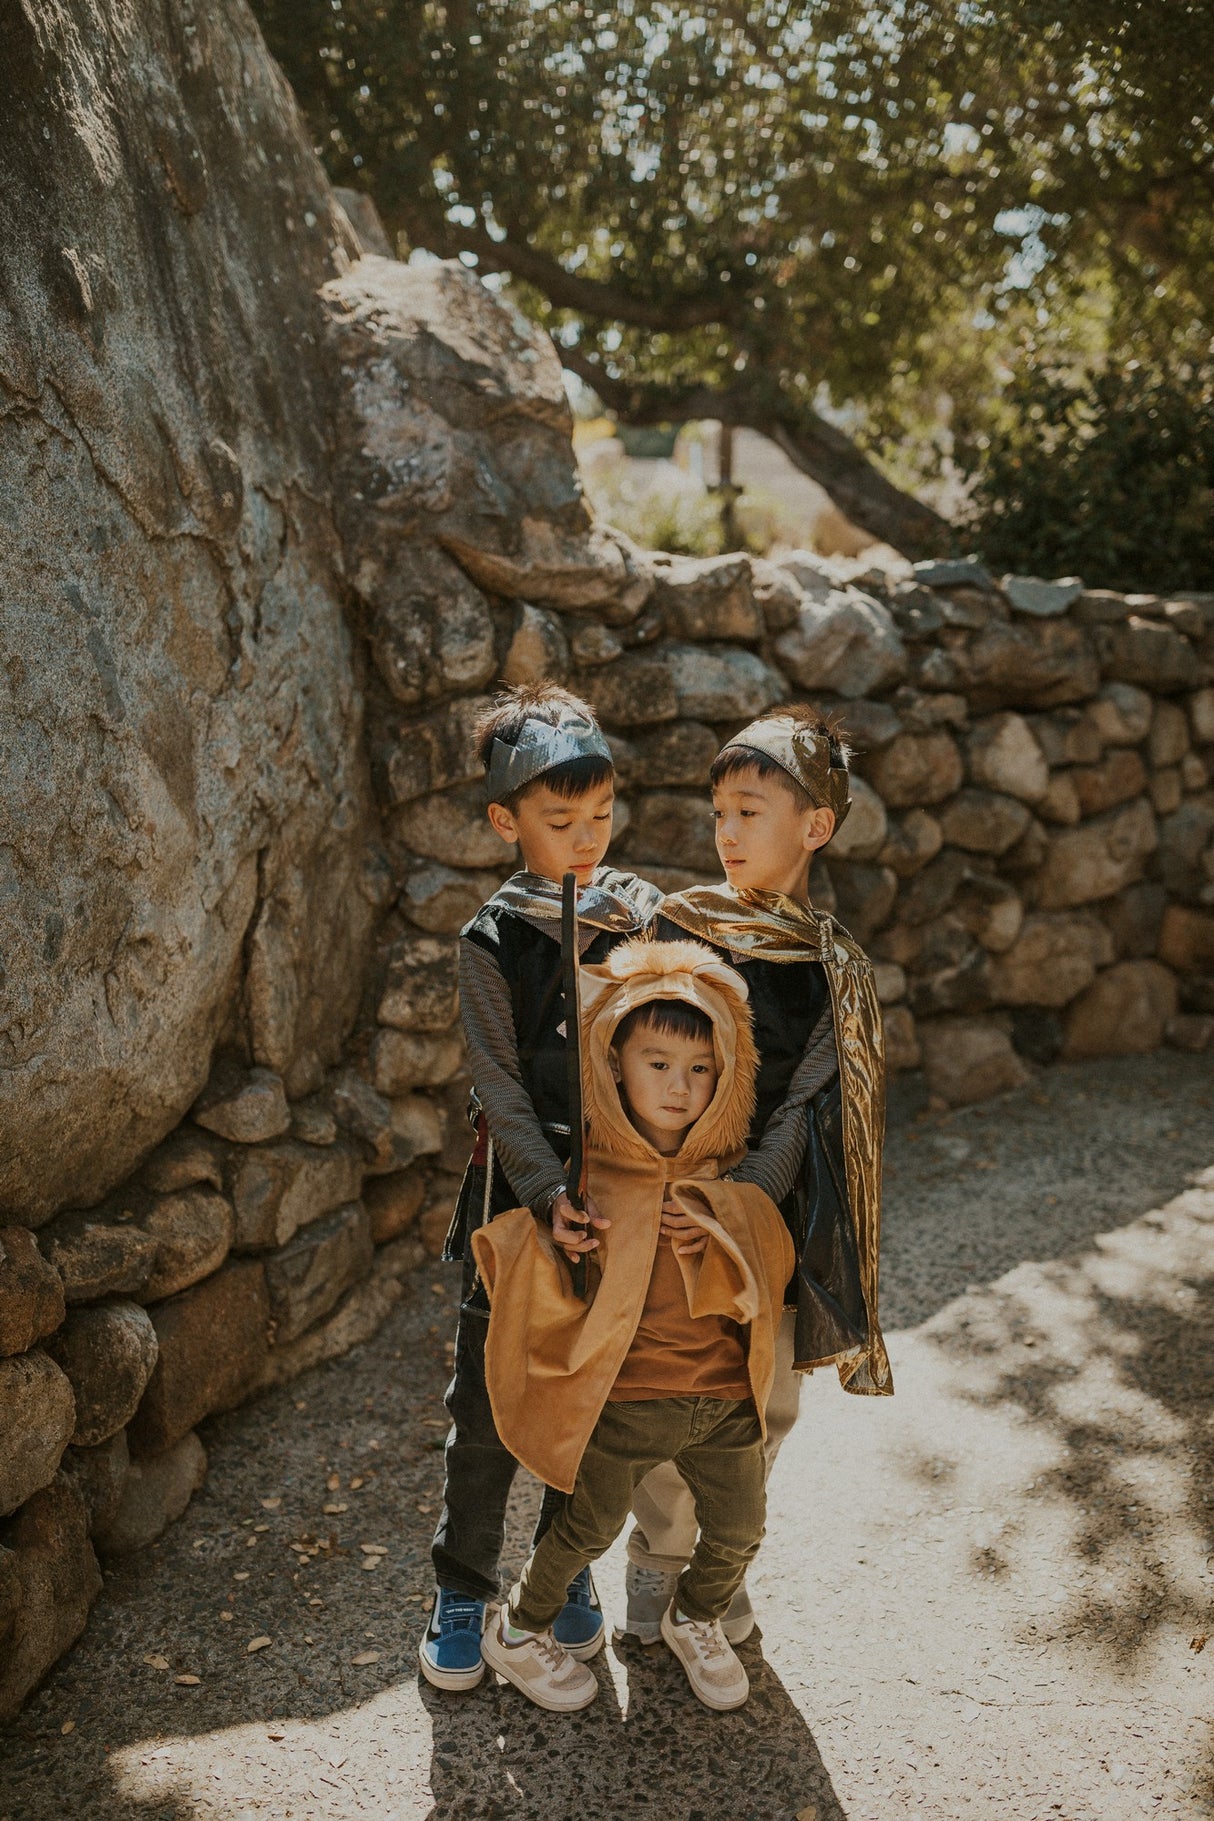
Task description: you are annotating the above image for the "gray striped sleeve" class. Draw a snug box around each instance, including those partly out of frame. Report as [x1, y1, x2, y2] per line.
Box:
[726, 1001, 839, 1206]
[458, 936, 568, 1216]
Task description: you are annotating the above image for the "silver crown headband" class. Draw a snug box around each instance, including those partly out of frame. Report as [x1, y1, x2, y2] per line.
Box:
[486, 710, 613, 803]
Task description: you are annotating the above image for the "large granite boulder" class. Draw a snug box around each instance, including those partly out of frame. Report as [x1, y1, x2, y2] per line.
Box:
[0, 0, 376, 1220]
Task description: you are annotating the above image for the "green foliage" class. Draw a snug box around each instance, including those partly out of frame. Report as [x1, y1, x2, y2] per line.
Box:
[966, 363, 1214, 592]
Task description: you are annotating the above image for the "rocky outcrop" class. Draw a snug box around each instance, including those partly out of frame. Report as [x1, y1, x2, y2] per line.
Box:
[1, 0, 1212, 1721]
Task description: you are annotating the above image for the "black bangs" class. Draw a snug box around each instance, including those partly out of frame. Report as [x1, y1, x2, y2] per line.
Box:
[614, 997, 715, 1049]
[531, 753, 615, 802]
[708, 745, 813, 812]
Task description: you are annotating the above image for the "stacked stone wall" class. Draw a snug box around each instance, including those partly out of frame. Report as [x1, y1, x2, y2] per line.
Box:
[3, 2, 1213, 1719]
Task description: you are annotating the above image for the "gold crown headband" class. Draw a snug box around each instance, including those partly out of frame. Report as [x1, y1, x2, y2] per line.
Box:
[720, 714, 851, 826]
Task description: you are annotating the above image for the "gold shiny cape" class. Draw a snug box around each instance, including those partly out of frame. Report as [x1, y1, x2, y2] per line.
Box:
[659, 885, 892, 1397]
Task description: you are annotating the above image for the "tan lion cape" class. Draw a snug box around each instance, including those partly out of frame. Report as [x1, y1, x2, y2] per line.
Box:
[472, 939, 795, 1496]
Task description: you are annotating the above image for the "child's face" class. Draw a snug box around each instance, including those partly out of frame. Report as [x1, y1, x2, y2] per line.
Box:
[486, 779, 615, 884]
[712, 766, 835, 900]
[611, 1022, 719, 1155]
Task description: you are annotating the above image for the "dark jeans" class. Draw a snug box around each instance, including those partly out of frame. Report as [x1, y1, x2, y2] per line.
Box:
[430, 1250, 564, 1601]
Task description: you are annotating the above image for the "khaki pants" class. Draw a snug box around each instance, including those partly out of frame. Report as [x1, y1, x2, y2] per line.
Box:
[509, 1396, 766, 1632]
[627, 1308, 800, 1573]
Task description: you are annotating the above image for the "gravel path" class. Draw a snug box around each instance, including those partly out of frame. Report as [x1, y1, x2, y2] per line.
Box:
[2, 1052, 1212, 1821]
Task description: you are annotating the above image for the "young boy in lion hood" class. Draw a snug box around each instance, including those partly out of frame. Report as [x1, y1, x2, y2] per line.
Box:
[473, 938, 794, 1715]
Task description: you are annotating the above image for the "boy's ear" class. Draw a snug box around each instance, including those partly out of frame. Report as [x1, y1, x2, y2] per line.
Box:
[803, 805, 836, 853]
[608, 1047, 622, 1082]
[486, 801, 520, 845]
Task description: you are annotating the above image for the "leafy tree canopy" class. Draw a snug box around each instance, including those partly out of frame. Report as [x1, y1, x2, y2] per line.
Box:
[257, 0, 1214, 562]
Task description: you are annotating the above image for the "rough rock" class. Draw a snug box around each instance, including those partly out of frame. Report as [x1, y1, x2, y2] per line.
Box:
[1189, 687, 1214, 743]
[252, 1232, 424, 1391]
[265, 1202, 374, 1347]
[1150, 701, 1191, 767]
[45, 1302, 158, 1448]
[291, 1097, 339, 1147]
[773, 592, 907, 698]
[61, 1430, 130, 1535]
[0, 1352, 76, 1516]
[227, 1140, 365, 1252]
[967, 714, 1050, 804]
[395, 783, 514, 869]
[0, 0, 375, 1221]
[829, 863, 899, 945]
[378, 696, 491, 806]
[899, 850, 973, 926]
[37, 1213, 158, 1306]
[1096, 617, 1201, 694]
[1070, 750, 1148, 818]
[192, 1066, 290, 1145]
[1155, 801, 1214, 900]
[377, 935, 460, 1032]
[1150, 769, 1184, 816]
[952, 620, 1099, 709]
[0, 1475, 101, 1722]
[1062, 961, 1179, 1059]
[1180, 753, 1210, 794]
[882, 1005, 921, 1072]
[1074, 589, 1130, 625]
[371, 1028, 464, 1096]
[1029, 709, 1103, 768]
[1003, 575, 1083, 617]
[839, 699, 904, 751]
[663, 643, 787, 722]
[1166, 1013, 1214, 1052]
[748, 559, 804, 632]
[1086, 682, 1154, 746]
[918, 1018, 1030, 1107]
[952, 874, 1025, 954]
[570, 623, 624, 667]
[400, 863, 503, 934]
[873, 963, 907, 1004]
[879, 810, 944, 878]
[388, 1096, 446, 1167]
[360, 545, 497, 707]
[627, 722, 720, 789]
[128, 1260, 269, 1456]
[1034, 799, 1158, 909]
[624, 793, 720, 876]
[0, 1229, 65, 1359]
[138, 1188, 235, 1301]
[864, 732, 963, 808]
[988, 913, 1114, 1007]
[1009, 1007, 1066, 1065]
[502, 603, 571, 686]
[827, 778, 888, 861]
[1038, 774, 1082, 826]
[1159, 906, 1214, 973]
[907, 943, 993, 1017]
[1002, 816, 1051, 877]
[363, 1172, 427, 1245]
[93, 1432, 207, 1557]
[578, 652, 680, 727]
[652, 554, 764, 642]
[137, 1129, 226, 1195]
[1101, 883, 1168, 959]
[938, 790, 1032, 857]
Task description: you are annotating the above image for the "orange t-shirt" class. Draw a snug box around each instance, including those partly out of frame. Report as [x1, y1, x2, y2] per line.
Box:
[608, 1230, 751, 1402]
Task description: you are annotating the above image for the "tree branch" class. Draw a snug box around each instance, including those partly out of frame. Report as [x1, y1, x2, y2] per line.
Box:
[563, 348, 951, 558]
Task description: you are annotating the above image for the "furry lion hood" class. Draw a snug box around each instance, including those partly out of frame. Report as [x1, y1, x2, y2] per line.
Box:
[580, 937, 758, 1167]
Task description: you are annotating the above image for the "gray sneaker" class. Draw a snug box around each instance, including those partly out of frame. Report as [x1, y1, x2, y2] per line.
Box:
[721, 1581, 755, 1646]
[617, 1562, 679, 1644]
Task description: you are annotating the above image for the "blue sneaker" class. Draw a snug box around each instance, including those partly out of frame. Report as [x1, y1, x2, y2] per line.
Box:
[551, 1567, 605, 1661]
[417, 1587, 486, 1690]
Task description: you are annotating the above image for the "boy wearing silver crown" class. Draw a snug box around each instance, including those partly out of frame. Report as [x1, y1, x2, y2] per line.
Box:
[621, 704, 893, 1646]
[420, 684, 661, 1691]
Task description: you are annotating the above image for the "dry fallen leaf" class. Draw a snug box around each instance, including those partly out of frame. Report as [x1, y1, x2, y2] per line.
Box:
[233, 1571, 250, 1582]
[326, 1473, 341, 1492]
[267, 1731, 285, 1742]
[219, 1612, 234, 1623]
[349, 1477, 365, 1490]
[359, 1543, 387, 1555]
[260, 1497, 282, 1511]
[362, 1557, 381, 1572]
[143, 1655, 170, 1672]
[323, 1502, 348, 1515]
[247, 1636, 273, 1655]
[253, 1524, 270, 1534]
[1191, 1634, 1207, 1653]
[175, 1675, 201, 1687]
[350, 1650, 381, 1666]
[245, 1535, 258, 1548]
[61, 1721, 75, 1735]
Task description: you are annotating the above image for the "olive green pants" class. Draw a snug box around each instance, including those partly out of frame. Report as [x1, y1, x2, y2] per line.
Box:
[508, 1396, 766, 1632]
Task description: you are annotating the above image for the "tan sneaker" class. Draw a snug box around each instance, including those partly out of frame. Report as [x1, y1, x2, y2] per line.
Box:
[660, 1603, 750, 1710]
[481, 1608, 599, 1713]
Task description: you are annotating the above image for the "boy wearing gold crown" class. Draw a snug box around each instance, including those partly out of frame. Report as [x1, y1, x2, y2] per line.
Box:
[621, 704, 893, 1645]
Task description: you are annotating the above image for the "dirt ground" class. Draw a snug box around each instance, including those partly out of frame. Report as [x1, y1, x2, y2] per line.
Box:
[1, 1050, 1212, 1821]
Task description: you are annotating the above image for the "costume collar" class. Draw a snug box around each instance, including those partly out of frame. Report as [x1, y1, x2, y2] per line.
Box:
[660, 884, 837, 964]
[491, 868, 660, 934]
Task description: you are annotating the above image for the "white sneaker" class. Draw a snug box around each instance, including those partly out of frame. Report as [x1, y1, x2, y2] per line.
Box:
[721, 1582, 755, 1646]
[660, 1603, 750, 1711]
[481, 1608, 599, 1713]
[617, 1563, 680, 1644]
